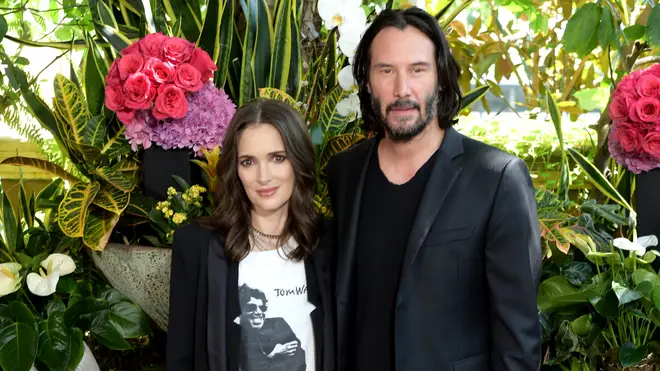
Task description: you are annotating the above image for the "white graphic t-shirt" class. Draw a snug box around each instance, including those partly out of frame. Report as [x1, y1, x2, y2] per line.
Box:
[236, 238, 316, 371]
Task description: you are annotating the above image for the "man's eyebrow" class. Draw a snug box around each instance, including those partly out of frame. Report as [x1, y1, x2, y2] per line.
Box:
[372, 61, 432, 68]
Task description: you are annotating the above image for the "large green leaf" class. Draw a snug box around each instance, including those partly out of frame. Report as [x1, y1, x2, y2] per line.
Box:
[94, 166, 135, 192]
[101, 121, 131, 158]
[215, 0, 235, 88]
[537, 274, 610, 312]
[0, 157, 79, 183]
[270, 0, 297, 92]
[54, 74, 90, 146]
[63, 298, 131, 350]
[82, 34, 107, 116]
[567, 148, 634, 214]
[58, 182, 101, 238]
[597, 6, 615, 48]
[562, 3, 601, 57]
[459, 85, 489, 111]
[198, 0, 224, 60]
[318, 86, 351, 134]
[83, 210, 120, 250]
[647, 5, 660, 47]
[93, 182, 130, 214]
[36, 313, 82, 371]
[0, 302, 38, 371]
[94, 23, 131, 53]
[108, 301, 151, 338]
[162, 0, 202, 42]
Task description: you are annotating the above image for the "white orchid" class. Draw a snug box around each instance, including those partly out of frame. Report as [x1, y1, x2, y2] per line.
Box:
[318, 0, 366, 31]
[338, 65, 357, 92]
[0, 262, 23, 297]
[337, 93, 362, 120]
[27, 253, 76, 296]
[613, 235, 659, 257]
[337, 21, 368, 58]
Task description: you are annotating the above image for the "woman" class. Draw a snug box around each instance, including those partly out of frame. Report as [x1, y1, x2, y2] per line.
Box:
[166, 98, 334, 371]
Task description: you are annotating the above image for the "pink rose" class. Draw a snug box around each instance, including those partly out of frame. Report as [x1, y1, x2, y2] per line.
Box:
[634, 97, 660, 123]
[123, 72, 156, 110]
[140, 32, 168, 59]
[174, 63, 203, 92]
[650, 64, 660, 79]
[104, 83, 125, 111]
[117, 109, 136, 125]
[642, 131, 660, 158]
[153, 84, 188, 119]
[610, 94, 632, 121]
[189, 48, 217, 81]
[162, 38, 194, 65]
[107, 59, 121, 85]
[635, 74, 660, 98]
[613, 122, 644, 152]
[615, 73, 641, 99]
[118, 53, 145, 81]
[145, 58, 175, 84]
[120, 42, 141, 56]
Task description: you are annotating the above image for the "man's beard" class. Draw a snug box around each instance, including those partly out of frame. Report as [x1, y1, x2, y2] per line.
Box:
[371, 90, 439, 143]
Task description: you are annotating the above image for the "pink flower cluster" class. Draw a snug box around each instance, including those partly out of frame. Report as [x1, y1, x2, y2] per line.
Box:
[608, 64, 660, 174]
[103, 33, 236, 155]
[104, 32, 218, 123]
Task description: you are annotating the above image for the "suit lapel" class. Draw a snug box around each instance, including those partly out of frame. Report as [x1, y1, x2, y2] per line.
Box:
[207, 234, 233, 371]
[398, 127, 464, 286]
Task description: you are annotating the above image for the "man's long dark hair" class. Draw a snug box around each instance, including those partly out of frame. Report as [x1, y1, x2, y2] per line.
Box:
[352, 7, 463, 134]
[200, 98, 321, 263]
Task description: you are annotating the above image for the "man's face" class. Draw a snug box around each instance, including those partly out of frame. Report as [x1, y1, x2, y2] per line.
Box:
[367, 26, 439, 142]
[243, 297, 266, 329]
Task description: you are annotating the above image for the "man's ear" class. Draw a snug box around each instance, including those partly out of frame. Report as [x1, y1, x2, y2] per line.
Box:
[367, 83, 371, 94]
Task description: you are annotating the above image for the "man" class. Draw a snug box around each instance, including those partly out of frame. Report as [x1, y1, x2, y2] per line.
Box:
[326, 7, 542, 371]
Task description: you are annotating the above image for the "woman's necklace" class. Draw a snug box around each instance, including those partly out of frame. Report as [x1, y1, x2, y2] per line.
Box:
[249, 225, 282, 250]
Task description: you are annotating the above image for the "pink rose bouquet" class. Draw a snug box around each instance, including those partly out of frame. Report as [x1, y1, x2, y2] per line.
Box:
[104, 33, 236, 156]
[608, 64, 660, 173]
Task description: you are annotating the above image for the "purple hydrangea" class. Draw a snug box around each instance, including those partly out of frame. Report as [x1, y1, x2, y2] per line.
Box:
[125, 82, 236, 156]
[608, 125, 660, 174]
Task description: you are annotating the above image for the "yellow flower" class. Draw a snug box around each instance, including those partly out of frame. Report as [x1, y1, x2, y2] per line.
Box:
[156, 201, 170, 211]
[172, 213, 187, 224]
[167, 187, 178, 197]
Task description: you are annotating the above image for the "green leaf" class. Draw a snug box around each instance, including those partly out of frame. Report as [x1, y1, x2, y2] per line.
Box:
[108, 301, 151, 338]
[0, 302, 38, 371]
[597, 6, 615, 48]
[162, 0, 202, 42]
[270, 0, 301, 97]
[619, 342, 646, 367]
[647, 5, 660, 47]
[92, 182, 130, 214]
[567, 148, 634, 214]
[140, 0, 156, 33]
[215, 0, 235, 88]
[90, 315, 131, 350]
[537, 275, 609, 312]
[58, 182, 101, 238]
[561, 261, 593, 286]
[562, 3, 601, 57]
[1, 193, 18, 253]
[14, 57, 29, 66]
[574, 87, 609, 112]
[460, 85, 490, 111]
[624, 25, 645, 40]
[53, 74, 91, 146]
[0, 157, 79, 184]
[0, 15, 7, 43]
[95, 166, 135, 192]
[239, 0, 273, 105]
[66, 328, 84, 369]
[82, 35, 107, 116]
[546, 91, 569, 201]
[94, 23, 131, 53]
[82, 209, 120, 250]
[612, 281, 644, 306]
[37, 313, 76, 371]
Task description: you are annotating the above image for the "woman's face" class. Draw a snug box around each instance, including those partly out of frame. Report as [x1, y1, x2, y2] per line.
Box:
[237, 123, 295, 216]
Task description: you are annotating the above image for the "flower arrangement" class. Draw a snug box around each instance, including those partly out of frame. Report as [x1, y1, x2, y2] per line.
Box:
[608, 64, 660, 174]
[148, 184, 211, 245]
[104, 32, 236, 156]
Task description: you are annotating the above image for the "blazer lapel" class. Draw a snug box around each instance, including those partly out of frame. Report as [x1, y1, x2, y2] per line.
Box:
[397, 127, 464, 289]
[207, 234, 231, 371]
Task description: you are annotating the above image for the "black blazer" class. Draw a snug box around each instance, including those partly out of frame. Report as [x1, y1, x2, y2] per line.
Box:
[327, 127, 542, 371]
[165, 222, 335, 371]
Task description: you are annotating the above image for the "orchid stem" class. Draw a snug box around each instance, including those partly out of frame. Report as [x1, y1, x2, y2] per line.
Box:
[20, 288, 39, 313]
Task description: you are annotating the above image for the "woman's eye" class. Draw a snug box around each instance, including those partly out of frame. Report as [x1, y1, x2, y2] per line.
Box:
[273, 155, 286, 162]
[240, 159, 253, 166]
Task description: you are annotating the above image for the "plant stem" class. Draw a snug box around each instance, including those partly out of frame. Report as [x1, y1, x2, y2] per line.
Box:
[0, 248, 15, 262]
[609, 322, 619, 348]
[20, 288, 38, 313]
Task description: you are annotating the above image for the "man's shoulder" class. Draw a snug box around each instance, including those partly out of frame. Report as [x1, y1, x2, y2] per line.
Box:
[459, 131, 526, 173]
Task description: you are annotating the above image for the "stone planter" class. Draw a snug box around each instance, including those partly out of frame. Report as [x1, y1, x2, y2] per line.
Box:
[31, 341, 99, 371]
[90, 243, 172, 332]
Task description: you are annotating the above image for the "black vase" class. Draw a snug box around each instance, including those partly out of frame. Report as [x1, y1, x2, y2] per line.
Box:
[636, 168, 660, 239]
[141, 146, 202, 201]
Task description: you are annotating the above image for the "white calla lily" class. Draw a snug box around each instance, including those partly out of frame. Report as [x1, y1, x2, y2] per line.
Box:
[0, 262, 23, 297]
[338, 65, 357, 91]
[613, 235, 658, 257]
[336, 93, 362, 120]
[26, 253, 76, 297]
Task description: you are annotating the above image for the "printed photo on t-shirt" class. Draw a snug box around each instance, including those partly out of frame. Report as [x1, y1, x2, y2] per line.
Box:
[236, 283, 309, 371]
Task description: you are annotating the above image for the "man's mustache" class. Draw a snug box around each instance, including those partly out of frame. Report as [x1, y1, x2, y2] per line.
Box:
[386, 99, 420, 113]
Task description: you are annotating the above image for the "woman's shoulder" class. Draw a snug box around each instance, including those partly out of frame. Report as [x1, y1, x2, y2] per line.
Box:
[172, 222, 226, 254]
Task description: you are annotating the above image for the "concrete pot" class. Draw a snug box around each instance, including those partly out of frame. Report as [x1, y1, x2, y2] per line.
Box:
[90, 244, 172, 332]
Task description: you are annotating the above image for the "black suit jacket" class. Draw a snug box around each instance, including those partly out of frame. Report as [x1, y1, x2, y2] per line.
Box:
[165, 222, 335, 371]
[327, 127, 542, 371]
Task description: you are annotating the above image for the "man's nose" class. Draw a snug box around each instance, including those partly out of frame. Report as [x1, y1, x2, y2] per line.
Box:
[394, 73, 411, 98]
